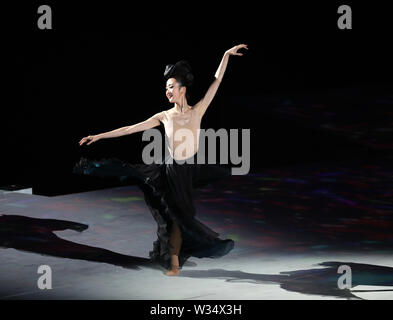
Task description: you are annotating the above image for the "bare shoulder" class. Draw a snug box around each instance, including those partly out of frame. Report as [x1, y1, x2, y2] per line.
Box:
[167, 106, 177, 113]
[150, 109, 167, 122]
[165, 107, 177, 117]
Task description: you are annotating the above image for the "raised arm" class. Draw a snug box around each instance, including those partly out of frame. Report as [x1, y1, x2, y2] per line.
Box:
[194, 44, 248, 118]
[79, 112, 163, 146]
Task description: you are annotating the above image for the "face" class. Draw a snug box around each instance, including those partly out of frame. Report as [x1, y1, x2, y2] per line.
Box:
[165, 78, 185, 104]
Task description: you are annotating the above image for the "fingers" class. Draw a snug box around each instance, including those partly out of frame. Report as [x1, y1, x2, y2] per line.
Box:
[238, 44, 248, 51]
[230, 44, 248, 56]
[85, 136, 96, 145]
[79, 136, 91, 146]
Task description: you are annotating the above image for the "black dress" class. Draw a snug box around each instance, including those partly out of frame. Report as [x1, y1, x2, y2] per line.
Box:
[73, 151, 235, 270]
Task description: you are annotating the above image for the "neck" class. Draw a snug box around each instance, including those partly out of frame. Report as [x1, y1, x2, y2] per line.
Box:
[174, 98, 190, 113]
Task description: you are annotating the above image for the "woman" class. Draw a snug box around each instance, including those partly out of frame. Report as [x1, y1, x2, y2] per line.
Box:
[76, 44, 248, 276]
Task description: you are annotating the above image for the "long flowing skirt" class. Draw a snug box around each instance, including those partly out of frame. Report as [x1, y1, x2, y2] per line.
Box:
[73, 152, 235, 270]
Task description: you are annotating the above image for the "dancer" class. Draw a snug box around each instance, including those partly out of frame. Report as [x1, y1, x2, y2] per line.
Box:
[76, 44, 248, 276]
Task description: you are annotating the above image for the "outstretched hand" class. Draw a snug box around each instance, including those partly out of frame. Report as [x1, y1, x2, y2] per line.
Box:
[225, 44, 248, 56]
[79, 135, 100, 146]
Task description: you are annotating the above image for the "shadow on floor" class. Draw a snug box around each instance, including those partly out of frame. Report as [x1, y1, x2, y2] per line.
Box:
[0, 214, 164, 271]
[179, 261, 393, 299]
[2, 214, 393, 299]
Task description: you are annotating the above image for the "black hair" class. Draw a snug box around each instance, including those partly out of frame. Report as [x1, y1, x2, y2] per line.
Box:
[164, 60, 194, 101]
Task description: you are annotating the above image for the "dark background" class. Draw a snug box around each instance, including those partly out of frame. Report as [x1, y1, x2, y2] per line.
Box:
[3, 2, 393, 195]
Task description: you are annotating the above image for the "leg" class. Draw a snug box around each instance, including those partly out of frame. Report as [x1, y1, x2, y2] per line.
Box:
[166, 221, 182, 276]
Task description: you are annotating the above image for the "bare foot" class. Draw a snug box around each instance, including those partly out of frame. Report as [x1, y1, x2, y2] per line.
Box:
[166, 266, 180, 276]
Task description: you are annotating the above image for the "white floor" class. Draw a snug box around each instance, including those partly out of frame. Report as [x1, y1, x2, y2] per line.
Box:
[1, 187, 393, 300]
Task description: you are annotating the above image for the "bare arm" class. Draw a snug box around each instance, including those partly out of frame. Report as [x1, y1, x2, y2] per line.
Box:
[79, 112, 163, 146]
[99, 113, 162, 138]
[194, 44, 248, 118]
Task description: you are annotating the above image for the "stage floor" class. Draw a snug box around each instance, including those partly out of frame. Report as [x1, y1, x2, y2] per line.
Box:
[1, 157, 393, 300]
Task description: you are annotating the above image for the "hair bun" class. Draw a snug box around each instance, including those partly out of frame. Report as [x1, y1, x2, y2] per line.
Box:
[164, 60, 194, 87]
[186, 72, 194, 82]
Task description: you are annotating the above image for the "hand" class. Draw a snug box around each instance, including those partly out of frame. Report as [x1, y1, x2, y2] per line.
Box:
[225, 44, 248, 56]
[79, 135, 100, 146]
